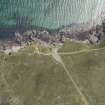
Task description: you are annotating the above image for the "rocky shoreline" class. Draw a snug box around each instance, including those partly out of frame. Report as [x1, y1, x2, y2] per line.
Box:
[0, 19, 105, 54]
[14, 21, 105, 45]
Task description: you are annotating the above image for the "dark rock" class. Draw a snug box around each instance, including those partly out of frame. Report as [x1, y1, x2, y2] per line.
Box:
[10, 19, 105, 45]
[102, 19, 105, 33]
[15, 32, 23, 45]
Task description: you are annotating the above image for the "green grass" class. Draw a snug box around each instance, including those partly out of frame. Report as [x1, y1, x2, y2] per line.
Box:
[61, 47, 105, 105]
[0, 38, 105, 105]
[59, 39, 92, 52]
[0, 48, 84, 105]
[59, 38, 105, 53]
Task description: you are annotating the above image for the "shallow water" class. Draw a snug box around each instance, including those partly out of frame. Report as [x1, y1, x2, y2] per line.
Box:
[0, 0, 105, 29]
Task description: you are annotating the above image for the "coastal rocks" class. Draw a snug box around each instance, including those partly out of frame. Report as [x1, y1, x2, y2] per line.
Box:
[58, 23, 91, 41]
[14, 23, 103, 46]
[3, 45, 24, 55]
[89, 34, 99, 44]
[36, 30, 50, 42]
[88, 25, 103, 44]
[0, 21, 105, 55]
[15, 32, 23, 45]
[102, 19, 105, 33]
[16, 30, 64, 45]
[0, 41, 25, 54]
[58, 23, 104, 44]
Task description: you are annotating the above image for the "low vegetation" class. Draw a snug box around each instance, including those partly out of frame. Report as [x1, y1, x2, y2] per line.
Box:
[0, 41, 84, 105]
[0, 38, 105, 105]
[60, 38, 105, 105]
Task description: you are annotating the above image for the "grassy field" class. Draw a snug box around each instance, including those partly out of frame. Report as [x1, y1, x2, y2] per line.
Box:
[60, 39, 105, 105]
[59, 37, 105, 53]
[0, 39, 105, 105]
[0, 43, 84, 105]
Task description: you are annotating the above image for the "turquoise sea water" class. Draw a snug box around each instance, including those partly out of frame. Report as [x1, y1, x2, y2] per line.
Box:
[0, 0, 105, 29]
